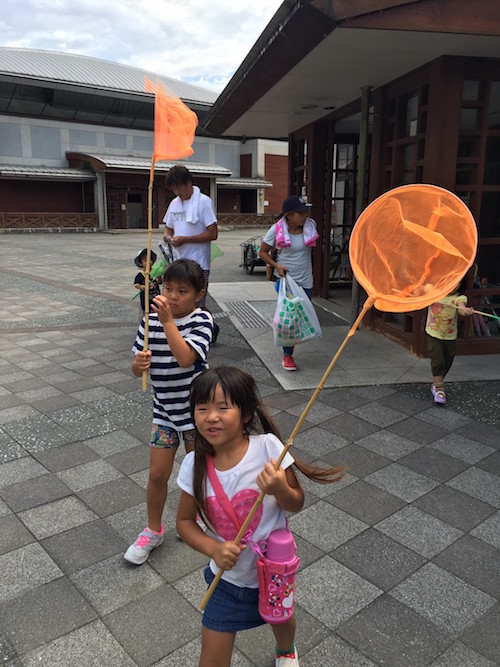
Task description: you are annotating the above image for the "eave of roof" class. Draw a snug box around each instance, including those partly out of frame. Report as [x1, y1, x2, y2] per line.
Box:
[204, 0, 500, 139]
[216, 177, 272, 189]
[0, 166, 96, 181]
[65, 153, 232, 176]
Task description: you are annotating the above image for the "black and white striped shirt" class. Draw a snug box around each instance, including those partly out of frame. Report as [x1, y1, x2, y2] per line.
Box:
[132, 308, 213, 431]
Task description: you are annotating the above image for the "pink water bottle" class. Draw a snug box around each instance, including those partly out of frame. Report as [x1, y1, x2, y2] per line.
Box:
[257, 529, 301, 624]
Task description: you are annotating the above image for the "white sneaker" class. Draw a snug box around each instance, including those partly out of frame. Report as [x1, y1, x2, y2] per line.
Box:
[124, 526, 164, 564]
[276, 647, 299, 666]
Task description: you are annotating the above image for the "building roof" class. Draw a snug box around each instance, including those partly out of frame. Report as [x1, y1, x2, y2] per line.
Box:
[216, 177, 272, 189]
[0, 166, 96, 181]
[204, 0, 500, 139]
[0, 47, 218, 106]
[65, 153, 232, 176]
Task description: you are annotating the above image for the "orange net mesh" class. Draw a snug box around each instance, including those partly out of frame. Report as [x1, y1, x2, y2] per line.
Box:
[349, 184, 478, 312]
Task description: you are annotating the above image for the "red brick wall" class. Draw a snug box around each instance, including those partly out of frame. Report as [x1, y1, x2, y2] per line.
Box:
[265, 154, 288, 215]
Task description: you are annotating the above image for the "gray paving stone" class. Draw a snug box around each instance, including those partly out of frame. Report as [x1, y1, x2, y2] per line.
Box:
[31, 441, 99, 472]
[319, 388, 371, 410]
[55, 458, 122, 492]
[428, 433, 495, 464]
[286, 399, 343, 424]
[416, 406, 472, 430]
[391, 562, 496, 635]
[296, 556, 382, 630]
[333, 528, 425, 591]
[378, 391, 430, 415]
[300, 635, 377, 666]
[399, 446, 469, 482]
[476, 449, 500, 477]
[2, 414, 76, 452]
[0, 473, 71, 512]
[430, 642, 496, 667]
[69, 554, 164, 615]
[365, 462, 439, 502]
[356, 430, 421, 460]
[387, 415, 448, 444]
[471, 511, 500, 549]
[0, 543, 62, 602]
[103, 585, 201, 667]
[447, 467, 500, 508]
[105, 444, 149, 474]
[0, 577, 96, 654]
[326, 443, 391, 478]
[337, 594, 451, 666]
[457, 421, 500, 448]
[77, 476, 145, 517]
[41, 519, 127, 574]
[289, 500, 368, 551]
[376, 505, 463, 558]
[0, 456, 48, 488]
[460, 604, 500, 664]
[326, 479, 405, 525]
[433, 534, 500, 599]
[415, 485, 496, 532]
[21, 620, 136, 667]
[293, 425, 349, 458]
[0, 513, 35, 555]
[320, 412, 380, 442]
[18, 496, 98, 539]
[349, 402, 407, 428]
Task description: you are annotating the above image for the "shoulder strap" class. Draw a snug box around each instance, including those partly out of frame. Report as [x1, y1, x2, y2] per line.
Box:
[205, 455, 242, 531]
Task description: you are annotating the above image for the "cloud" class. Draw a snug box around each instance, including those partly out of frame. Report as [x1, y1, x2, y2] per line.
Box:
[0, 0, 283, 91]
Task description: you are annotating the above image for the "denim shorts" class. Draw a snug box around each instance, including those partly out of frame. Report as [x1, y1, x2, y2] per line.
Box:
[202, 565, 265, 633]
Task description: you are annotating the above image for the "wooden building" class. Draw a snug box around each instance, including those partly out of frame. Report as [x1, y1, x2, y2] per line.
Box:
[204, 0, 500, 355]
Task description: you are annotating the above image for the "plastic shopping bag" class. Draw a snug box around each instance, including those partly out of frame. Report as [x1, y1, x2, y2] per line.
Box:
[273, 275, 322, 347]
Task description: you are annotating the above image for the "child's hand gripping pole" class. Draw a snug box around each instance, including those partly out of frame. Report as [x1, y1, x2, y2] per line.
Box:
[199, 296, 375, 611]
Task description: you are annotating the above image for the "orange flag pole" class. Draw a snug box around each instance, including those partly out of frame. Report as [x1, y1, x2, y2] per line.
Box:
[141, 77, 198, 391]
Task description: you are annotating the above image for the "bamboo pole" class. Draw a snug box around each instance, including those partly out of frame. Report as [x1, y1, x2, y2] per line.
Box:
[199, 295, 376, 611]
[142, 157, 156, 392]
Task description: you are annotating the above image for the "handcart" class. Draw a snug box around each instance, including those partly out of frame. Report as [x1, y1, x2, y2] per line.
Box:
[240, 235, 267, 274]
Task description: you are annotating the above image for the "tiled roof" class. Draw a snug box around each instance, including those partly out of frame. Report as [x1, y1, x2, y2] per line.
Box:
[67, 153, 231, 175]
[0, 166, 96, 180]
[216, 177, 272, 189]
[0, 47, 218, 105]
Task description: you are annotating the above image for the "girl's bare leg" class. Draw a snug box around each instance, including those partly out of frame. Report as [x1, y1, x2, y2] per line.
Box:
[199, 627, 235, 667]
[271, 615, 296, 655]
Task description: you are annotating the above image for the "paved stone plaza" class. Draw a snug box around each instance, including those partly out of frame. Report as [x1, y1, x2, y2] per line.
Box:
[0, 231, 499, 666]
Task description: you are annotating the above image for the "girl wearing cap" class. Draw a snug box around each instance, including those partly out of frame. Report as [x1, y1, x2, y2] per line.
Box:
[259, 196, 319, 371]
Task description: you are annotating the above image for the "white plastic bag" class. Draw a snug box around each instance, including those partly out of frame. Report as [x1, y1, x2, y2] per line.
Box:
[273, 275, 322, 347]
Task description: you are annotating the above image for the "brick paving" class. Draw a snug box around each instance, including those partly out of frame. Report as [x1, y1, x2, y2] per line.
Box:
[0, 231, 499, 666]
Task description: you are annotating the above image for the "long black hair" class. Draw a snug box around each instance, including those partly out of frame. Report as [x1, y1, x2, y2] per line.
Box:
[189, 367, 345, 521]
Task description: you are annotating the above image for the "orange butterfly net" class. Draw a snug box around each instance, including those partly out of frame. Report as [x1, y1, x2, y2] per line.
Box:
[349, 184, 478, 312]
[199, 183, 478, 612]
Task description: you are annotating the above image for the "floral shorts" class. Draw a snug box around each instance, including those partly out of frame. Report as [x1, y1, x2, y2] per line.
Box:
[150, 424, 196, 450]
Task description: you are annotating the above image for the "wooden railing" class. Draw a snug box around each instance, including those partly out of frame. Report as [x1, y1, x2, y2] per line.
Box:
[217, 213, 275, 228]
[0, 213, 98, 229]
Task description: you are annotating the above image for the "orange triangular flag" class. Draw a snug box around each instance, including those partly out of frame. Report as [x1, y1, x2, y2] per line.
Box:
[145, 77, 198, 162]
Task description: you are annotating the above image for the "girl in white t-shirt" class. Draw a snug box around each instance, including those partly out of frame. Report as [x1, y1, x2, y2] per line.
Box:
[176, 366, 344, 667]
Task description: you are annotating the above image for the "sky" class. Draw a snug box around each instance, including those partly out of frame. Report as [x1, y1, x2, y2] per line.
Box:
[1, 0, 284, 93]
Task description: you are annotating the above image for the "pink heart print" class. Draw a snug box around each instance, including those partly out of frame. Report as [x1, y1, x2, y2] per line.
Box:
[206, 488, 262, 540]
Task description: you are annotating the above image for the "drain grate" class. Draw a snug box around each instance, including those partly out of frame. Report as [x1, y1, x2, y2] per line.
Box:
[224, 301, 271, 328]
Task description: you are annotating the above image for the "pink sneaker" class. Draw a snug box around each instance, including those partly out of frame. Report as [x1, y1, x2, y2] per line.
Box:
[282, 356, 297, 371]
[124, 526, 164, 564]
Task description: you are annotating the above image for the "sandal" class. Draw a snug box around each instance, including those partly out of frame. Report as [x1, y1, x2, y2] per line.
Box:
[433, 389, 446, 405]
